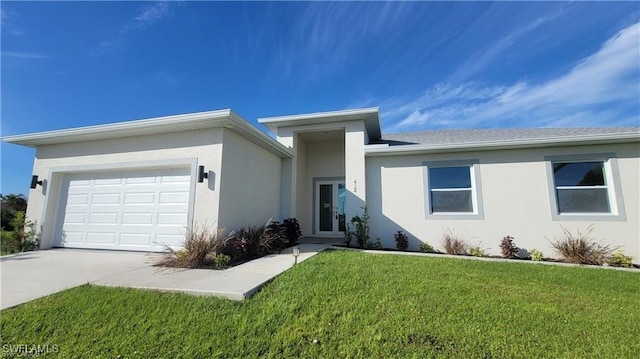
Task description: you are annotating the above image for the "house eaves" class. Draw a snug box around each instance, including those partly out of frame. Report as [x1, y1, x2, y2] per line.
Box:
[258, 107, 382, 140]
[2, 109, 294, 158]
[364, 131, 640, 156]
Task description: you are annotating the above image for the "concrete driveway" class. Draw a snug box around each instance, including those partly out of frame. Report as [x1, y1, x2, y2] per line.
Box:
[1, 249, 150, 310]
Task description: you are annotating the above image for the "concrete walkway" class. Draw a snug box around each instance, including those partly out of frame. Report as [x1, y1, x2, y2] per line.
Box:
[94, 243, 329, 300]
[1, 243, 329, 309]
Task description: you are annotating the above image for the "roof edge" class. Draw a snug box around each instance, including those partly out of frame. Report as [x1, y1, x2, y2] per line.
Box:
[258, 107, 379, 124]
[365, 132, 640, 156]
[2, 109, 233, 146]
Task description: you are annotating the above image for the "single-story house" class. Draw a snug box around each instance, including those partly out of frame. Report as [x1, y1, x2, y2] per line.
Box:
[3, 108, 639, 259]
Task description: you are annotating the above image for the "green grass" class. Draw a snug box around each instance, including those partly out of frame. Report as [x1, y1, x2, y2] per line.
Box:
[2, 250, 639, 358]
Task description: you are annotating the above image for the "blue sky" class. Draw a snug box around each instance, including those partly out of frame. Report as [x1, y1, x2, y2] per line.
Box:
[1, 1, 639, 195]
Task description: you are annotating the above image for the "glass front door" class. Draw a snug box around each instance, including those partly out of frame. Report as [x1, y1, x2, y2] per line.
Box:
[316, 180, 346, 235]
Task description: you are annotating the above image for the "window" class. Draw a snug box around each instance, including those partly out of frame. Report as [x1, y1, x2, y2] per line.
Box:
[546, 154, 625, 221]
[424, 160, 483, 219]
[552, 161, 610, 213]
[429, 166, 473, 212]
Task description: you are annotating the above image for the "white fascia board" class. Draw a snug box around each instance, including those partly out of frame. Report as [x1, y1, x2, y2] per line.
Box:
[258, 107, 382, 140]
[2, 109, 233, 147]
[227, 113, 294, 158]
[258, 107, 379, 124]
[365, 132, 640, 156]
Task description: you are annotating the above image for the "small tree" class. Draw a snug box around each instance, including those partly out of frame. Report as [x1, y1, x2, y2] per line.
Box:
[348, 206, 370, 248]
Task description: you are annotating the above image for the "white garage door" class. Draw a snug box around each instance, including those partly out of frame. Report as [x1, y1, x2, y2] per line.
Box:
[56, 168, 192, 252]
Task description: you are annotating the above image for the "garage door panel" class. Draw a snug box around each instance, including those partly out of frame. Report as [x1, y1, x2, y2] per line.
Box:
[160, 175, 191, 183]
[94, 178, 123, 186]
[124, 193, 155, 204]
[157, 213, 188, 225]
[91, 193, 121, 204]
[125, 176, 156, 185]
[122, 213, 154, 225]
[88, 213, 119, 224]
[86, 232, 116, 244]
[159, 192, 190, 203]
[155, 234, 184, 247]
[57, 168, 191, 251]
[120, 233, 151, 245]
[63, 232, 83, 243]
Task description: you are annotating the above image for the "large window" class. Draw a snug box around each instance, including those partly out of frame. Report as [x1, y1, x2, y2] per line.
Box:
[546, 154, 625, 221]
[424, 160, 483, 219]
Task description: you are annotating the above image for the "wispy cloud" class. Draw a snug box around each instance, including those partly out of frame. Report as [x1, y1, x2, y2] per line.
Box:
[1, 51, 48, 59]
[269, 2, 412, 81]
[383, 22, 640, 131]
[449, 12, 562, 83]
[90, 1, 181, 57]
[1, 5, 24, 36]
[134, 2, 173, 26]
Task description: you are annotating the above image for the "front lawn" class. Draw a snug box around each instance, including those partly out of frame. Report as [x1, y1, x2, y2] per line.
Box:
[1, 250, 638, 358]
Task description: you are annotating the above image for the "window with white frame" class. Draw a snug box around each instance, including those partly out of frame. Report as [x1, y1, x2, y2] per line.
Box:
[546, 153, 626, 221]
[425, 160, 483, 219]
[551, 161, 611, 213]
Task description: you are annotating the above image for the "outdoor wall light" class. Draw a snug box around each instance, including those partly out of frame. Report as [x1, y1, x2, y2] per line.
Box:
[197, 165, 209, 183]
[293, 247, 300, 265]
[30, 175, 44, 189]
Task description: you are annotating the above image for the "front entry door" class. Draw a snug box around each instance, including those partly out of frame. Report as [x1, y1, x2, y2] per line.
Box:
[316, 180, 346, 235]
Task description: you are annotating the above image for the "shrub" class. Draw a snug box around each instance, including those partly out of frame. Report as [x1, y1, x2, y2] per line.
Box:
[608, 250, 633, 268]
[442, 229, 469, 255]
[157, 225, 228, 269]
[373, 238, 383, 249]
[530, 249, 544, 261]
[344, 223, 353, 247]
[470, 246, 485, 257]
[419, 242, 435, 253]
[213, 253, 231, 268]
[281, 218, 302, 246]
[549, 225, 614, 265]
[1, 211, 39, 254]
[394, 231, 409, 250]
[500, 235, 519, 258]
[348, 206, 370, 248]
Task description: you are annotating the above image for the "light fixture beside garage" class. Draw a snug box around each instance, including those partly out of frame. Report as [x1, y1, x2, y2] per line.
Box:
[30, 175, 44, 189]
[198, 165, 209, 183]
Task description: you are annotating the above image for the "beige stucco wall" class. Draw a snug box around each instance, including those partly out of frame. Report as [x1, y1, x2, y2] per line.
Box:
[366, 142, 640, 261]
[217, 129, 282, 231]
[26, 129, 224, 249]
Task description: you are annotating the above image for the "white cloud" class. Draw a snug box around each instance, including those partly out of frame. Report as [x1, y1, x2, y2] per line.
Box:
[1, 51, 48, 59]
[1, 5, 24, 36]
[90, 1, 181, 57]
[384, 22, 640, 131]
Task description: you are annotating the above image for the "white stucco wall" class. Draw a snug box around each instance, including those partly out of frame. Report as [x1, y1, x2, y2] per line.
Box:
[366, 142, 640, 261]
[276, 122, 362, 236]
[217, 129, 282, 231]
[25, 129, 224, 249]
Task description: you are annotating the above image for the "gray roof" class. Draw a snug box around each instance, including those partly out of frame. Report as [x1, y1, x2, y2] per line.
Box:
[376, 127, 640, 146]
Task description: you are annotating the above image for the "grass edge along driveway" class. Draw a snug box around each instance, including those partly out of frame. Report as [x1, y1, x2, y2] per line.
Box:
[2, 249, 638, 358]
